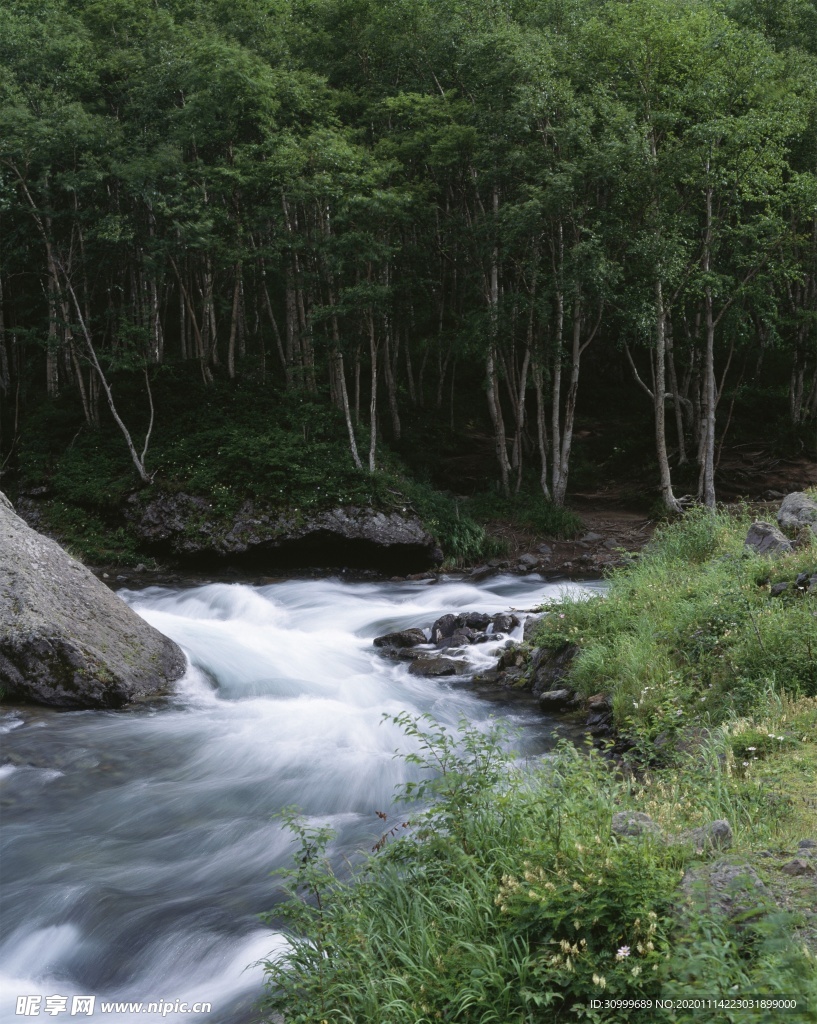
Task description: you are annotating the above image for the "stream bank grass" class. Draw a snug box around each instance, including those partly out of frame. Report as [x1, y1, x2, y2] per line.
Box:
[532, 507, 817, 743]
[262, 716, 816, 1024]
[262, 511, 817, 1023]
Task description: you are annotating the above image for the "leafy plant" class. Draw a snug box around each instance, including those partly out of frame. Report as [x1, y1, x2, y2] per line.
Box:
[261, 716, 816, 1023]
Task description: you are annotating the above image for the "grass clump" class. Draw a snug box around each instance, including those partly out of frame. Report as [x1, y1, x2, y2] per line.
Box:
[467, 487, 583, 540]
[533, 507, 817, 743]
[262, 714, 817, 1023]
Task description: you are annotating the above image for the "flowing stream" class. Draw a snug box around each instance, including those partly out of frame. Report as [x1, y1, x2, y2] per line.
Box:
[0, 573, 602, 1023]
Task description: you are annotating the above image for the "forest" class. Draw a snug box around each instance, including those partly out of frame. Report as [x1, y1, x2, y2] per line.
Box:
[1, 0, 816, 560]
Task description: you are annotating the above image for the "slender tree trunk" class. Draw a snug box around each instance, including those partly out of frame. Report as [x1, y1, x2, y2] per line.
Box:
[383, 324, 401, 439]
[654, 280, 682, 512]
[550, 288, 565, 501]
[486, 345, 511, 495]
[59, 268, 152, 484]
[368, 310, 378, 473]
[533, 361, 550, 499]
[336, 348, 362, 471]
[227, 264, 241, 379]
[261, 277, 288, 384]
[405, 331, 417, 405]
[512, 342, 531, 493]
[486, 185, 511, 494]
[46, 265, 60, 396]
[698, 177, 717, 507]
[552, 296, 581, 506]
[666, 315, 687, 464]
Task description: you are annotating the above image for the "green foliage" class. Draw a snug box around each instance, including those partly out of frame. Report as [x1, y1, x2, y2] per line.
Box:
[39, 500, 148, 565]
[466, 488, 583, 540]
[390, 477, 504, 565]
[262, 714, 817, 1023]
[14, 372, 511, 564]
[533, 508, 817, 741]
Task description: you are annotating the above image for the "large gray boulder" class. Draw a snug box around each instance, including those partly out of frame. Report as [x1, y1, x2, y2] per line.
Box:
[1, 492, 186, 708]
[777, 491, 817, 537]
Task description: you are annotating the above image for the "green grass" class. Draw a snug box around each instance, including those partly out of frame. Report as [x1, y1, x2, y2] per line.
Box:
[532, 507, 817, 744]
[262, 713, 817, 1023]
[466, 487, 583, 540]
[261, 508, 817, 1023]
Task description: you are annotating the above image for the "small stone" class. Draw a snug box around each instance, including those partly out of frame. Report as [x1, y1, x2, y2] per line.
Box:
[770, 582, 789, 597]
[777, 492, 817, 536]
[518, 553, 539, 568]
[780, 858, 816, 877]
[612, 811, 662, 838]
[531, 643, 577, 696]
[490, 612, 520, 634]
[538, 544, 552, 556]
[602, 537, 619, 550]
[744, 521, 793, 557]
[671, 819, 733, 853]
[440, 627, 476, 648]
[681, 860, 767, 927]
[523, 614, 543, 642]
[469, 565, 494, 582]
[797, 839, 817, 850]
[538, 688, 574, 710]
[581, 532, 603, 544]
[408, 657, 467, 677]
[134, 563, 147, 573]
[429, 614, 458, 643]
[373, 628, 427, 649]
[462, 612, 491, 630]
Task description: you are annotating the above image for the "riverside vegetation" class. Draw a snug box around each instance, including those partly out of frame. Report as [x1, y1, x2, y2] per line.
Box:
[263, 510, 817, 1023]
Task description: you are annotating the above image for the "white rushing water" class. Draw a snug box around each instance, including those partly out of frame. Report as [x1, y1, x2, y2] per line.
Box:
[0, 574, 601, 1023]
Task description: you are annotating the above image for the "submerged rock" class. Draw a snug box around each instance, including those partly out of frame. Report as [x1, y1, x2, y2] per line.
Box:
[408, 657, 468, 677]
[373, 628, 426, 648]
[0, 491, 185, 708]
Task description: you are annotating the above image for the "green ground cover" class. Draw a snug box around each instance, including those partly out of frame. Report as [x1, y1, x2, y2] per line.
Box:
[14, 373, 580, 566]
[261, 510, 817, 1023]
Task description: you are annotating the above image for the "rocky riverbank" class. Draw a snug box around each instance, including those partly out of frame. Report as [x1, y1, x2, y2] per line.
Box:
[369, 493, 817, 751]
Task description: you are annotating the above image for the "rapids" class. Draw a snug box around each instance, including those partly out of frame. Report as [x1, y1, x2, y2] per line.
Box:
[0, 573, 602, 1023]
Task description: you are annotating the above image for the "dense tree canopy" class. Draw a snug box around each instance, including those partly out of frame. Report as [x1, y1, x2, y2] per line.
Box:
[1, 0, 815, 512]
